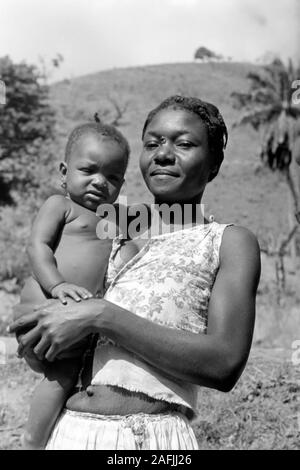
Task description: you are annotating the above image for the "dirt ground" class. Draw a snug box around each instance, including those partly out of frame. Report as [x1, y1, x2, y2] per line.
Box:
[0, 339, 299, 450]
[0, 273, 299, 450]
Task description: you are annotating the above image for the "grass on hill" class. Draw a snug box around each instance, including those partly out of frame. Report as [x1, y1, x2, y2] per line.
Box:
[50, 61, 293, 241]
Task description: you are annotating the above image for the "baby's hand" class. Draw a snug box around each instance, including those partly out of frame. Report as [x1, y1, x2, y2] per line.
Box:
[51, 282, 93, 305]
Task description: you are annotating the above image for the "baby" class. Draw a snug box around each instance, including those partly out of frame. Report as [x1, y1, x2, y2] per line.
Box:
[15, 119, 130, 449]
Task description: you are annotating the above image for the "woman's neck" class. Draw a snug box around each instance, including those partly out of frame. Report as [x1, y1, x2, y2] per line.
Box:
[151, 194, 208, 232]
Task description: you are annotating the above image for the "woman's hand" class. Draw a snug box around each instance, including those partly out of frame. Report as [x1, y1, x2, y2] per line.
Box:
[8, 298, 103, 362]
[18, 335, 91, 372]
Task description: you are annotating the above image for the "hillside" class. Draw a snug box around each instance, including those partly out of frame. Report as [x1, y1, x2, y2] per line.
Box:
[1, 60, 299, 341]
[49, 62, 300, 348]
[50, 61, 291, 242]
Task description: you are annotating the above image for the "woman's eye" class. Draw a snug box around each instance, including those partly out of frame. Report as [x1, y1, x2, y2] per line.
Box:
[109, 175, 120, 182]
[144, 141, 159, 150]
[177, 141, 194, 149]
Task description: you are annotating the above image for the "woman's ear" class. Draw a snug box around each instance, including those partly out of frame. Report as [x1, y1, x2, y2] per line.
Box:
[59, 161, 68, 188]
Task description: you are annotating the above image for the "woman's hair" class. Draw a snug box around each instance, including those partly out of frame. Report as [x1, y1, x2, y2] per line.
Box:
[65, 115, 130, 166]
[142, 95, 228, 182]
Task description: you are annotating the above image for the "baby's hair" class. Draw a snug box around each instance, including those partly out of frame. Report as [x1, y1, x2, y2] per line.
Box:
[65, 116, 130, 166]
[142, 95, 228, 182]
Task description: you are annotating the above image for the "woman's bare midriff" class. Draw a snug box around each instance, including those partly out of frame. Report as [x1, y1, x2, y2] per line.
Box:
[65, 385, 176, 415]
[65, 335, 178, 416]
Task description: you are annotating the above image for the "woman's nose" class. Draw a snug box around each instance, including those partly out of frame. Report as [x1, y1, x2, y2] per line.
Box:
[154, 143, 175, 164]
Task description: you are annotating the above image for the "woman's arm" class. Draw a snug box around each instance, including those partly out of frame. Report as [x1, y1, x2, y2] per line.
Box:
[27, 194, 70, 294]
[97, 226, 261, 391]
[9, 226, 260, 391]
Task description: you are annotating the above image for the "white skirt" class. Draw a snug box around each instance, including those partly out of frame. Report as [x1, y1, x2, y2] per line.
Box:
[46, 409, 198, 450]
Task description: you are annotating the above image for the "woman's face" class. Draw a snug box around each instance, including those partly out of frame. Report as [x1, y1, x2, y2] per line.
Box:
[140, 108, 213, 203]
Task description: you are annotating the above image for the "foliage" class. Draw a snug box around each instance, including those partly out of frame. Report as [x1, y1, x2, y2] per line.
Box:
[0, 61, 299, 285]
[194, 46, 222, 61]
[194, 350, 300, 449]
[88, 95, 129, 127]
[0, 204, 30, 283]
[232, 59, 300, 172]
[0, 194, 49, 283]
[0, 56, 56, 204]
[231, 58, 300, 262]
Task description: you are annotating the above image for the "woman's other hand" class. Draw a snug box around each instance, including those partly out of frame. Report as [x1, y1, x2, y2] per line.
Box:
[8, 298, 104, 362]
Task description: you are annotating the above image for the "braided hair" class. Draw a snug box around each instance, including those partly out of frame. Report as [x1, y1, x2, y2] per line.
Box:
[65, 114, 130, 166]
[142, 95, 228, 182]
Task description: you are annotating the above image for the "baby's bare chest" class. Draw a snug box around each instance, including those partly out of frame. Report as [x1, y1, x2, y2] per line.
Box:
[54, 213, 111, 267]
[62, 212, 100, 239]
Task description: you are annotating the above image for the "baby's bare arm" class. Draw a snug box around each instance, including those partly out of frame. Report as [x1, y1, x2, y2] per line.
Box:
[27, 195, 70, 294]
[51, 282, 93, 305]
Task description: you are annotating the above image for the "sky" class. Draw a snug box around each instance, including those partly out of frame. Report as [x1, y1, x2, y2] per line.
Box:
[0, 0, 299, 81]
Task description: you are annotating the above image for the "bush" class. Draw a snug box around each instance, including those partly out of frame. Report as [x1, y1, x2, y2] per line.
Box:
[0, 56, 56, 204]
[0, 201, 34, 284]
[194, 46, 221, 61]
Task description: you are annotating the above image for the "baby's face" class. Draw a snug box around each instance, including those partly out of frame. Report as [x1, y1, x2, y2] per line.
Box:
[61, 133, 127, 211]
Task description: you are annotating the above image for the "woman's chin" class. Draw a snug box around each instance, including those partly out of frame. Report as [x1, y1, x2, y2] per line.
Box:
[153, 193, 181, 205]
[146, 182, 180, 202]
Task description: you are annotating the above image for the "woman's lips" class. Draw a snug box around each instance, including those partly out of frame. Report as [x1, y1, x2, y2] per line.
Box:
[150, 169, 180, 178]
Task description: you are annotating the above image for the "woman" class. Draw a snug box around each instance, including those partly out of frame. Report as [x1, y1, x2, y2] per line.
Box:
[10, 95, 261, 450]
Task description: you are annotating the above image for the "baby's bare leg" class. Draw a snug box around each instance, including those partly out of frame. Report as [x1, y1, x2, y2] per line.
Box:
[13, 303, 47, 374]
[23, 358, 81, 450]
[15, 283, 84, 448]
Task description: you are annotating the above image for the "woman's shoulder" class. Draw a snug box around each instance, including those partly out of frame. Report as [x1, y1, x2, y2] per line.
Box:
[219, 224, 261, 267]
[220, 224, 259, 247]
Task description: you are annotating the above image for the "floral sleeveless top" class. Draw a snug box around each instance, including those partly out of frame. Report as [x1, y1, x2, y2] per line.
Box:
[91, 221, 232, 415]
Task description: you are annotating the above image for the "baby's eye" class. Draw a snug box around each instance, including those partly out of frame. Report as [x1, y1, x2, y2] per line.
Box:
[80, 168, 92, 173]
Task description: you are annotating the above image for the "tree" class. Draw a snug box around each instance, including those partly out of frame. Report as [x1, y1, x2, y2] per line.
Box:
[232, 58, 300, 267]
[194, 46, 222, 61]
[0, 56, 56, 204]
[94, 94, 129, 127]
[260, 223, 298, 304]
[38, 53, 64, 85]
